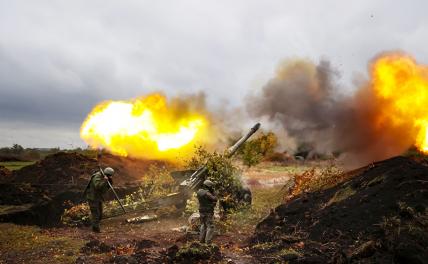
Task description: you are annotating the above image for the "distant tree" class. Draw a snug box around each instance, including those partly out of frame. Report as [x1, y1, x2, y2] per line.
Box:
[11, 144, 24, 155]
[257, 132, 278, 156]
[0, 147, 11, 156]
[239, 132, 278, 167]
[240, 141, 263, 167]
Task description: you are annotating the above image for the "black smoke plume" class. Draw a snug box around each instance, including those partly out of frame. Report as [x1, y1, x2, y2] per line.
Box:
[246, 56, 413, 167]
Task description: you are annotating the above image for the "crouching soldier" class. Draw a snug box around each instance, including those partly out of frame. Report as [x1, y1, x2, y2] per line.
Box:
[83, 167, 115, 232]
[197, 180, 217, 244]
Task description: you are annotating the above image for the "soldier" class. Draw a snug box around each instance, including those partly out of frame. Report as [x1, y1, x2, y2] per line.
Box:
[196, 180, 217, 244]
[84, 167, 115, 233]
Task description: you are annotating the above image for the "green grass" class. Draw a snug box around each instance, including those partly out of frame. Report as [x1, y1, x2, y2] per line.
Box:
[219, 186, 286, 233]
[0, 223, 84, 263]
[0, 161, 35, 170]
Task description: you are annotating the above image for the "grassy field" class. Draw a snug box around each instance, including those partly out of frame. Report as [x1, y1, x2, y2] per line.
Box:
[216, 185, 287, 235]
[0, 161, 35, 170]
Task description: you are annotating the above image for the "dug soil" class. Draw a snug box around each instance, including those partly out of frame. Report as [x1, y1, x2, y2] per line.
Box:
[9, 151, 174, 185]
[0, 165, 11, 182]
[0, 152, 176, 226]
[252, 156, 428, 263]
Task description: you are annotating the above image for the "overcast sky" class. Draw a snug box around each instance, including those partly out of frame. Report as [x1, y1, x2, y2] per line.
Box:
[0, 0, 427, 148]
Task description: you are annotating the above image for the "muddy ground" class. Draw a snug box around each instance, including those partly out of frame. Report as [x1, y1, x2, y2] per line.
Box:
[0, 153, 427, 263]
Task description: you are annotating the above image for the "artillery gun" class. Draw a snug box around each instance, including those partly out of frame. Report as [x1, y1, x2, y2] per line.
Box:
[180, 122, 261, 191]
[118, 123, 261, 220]
[0, 124, 261, 226]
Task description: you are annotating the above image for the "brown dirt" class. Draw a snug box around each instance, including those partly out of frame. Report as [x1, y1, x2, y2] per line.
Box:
[0, 216, 256, 264]
[0, 152, 177, 227]
[10, 152, 174, 186]
[11, 152, 97, 185]
[0, 165, 11, 182]
[252, 156, 428, 263]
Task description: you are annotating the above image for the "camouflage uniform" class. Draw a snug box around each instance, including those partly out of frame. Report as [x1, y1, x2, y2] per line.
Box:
[196, 188, 217, 243]
[84, 171, 111, 232]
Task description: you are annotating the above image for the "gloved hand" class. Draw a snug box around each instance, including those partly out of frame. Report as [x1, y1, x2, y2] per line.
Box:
[104, 176, 113, 184]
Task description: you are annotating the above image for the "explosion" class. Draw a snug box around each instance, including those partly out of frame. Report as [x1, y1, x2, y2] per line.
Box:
[371, 54, 428, 153]
[81, 93, 210, 160]
[248, 52, 428, 166]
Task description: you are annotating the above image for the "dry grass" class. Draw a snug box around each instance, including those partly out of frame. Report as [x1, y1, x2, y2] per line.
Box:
[0, 223, 84, 263]
[218, 185, 287, 234]
[287, 163, 346, 199]
[326, 185, 356, 206]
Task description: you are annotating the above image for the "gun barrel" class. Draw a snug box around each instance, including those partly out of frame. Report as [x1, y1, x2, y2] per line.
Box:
[182, 123, 261, 190]
[227, 123, 261, 157]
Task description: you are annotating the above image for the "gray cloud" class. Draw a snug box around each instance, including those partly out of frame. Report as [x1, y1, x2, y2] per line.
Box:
[0, 0, 427, 148]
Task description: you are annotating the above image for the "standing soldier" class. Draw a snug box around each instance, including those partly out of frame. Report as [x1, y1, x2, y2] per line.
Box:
[84, 167, 115, 233]
[196, 180, 217, 244]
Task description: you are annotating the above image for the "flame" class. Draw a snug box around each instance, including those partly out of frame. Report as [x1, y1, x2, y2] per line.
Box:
[80, 93, 209, 160]
[371, 53, 428, 153]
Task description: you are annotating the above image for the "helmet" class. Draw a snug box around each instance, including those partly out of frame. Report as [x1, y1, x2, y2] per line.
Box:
[103, 167, 115, 176]
[203, 180, 214, 188]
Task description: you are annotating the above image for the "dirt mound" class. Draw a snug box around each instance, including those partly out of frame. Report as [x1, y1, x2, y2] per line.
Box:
[0, 188, 84, 227]
[0, 166, 11, 182]
[0, 184, 49, 205]
[98, 153, 174, 185]
[11, 152, 174, 185]
[12, 152, 97, 185]
[0, 152, 176, 227]
[252, 156, 428, 263]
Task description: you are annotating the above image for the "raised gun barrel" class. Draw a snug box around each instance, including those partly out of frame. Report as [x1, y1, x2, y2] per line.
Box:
[226, 122, 261, 157]
[181, 123, 261, 190]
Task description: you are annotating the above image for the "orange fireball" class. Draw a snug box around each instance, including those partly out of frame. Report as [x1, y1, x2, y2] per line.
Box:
[371, 53, 428, 153]
[80, 93, 209, 160]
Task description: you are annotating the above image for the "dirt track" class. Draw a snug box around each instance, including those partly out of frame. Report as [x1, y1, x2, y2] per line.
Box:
[0, 212, 259, 263]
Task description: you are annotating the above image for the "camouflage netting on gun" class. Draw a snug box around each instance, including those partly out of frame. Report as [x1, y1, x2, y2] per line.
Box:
[186, 147, 244, 211]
